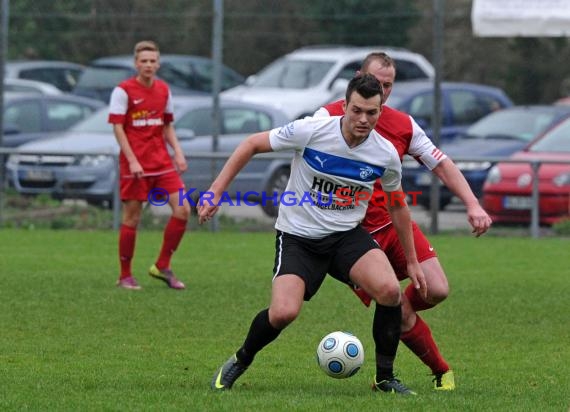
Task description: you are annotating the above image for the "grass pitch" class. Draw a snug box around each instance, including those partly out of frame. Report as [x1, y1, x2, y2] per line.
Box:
[0, 229, 568, 411]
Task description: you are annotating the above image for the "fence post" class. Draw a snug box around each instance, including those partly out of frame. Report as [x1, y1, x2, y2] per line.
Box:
[530, 160, 540, 239]
[112, 154, 120, 231]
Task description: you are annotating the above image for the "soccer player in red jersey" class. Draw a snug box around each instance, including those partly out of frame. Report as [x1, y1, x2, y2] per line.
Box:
[109, 40, 189, 290]
[315, 52, 493, 390]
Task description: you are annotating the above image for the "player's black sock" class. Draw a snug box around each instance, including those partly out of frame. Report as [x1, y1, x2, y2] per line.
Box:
[373, 303, 402, 380]
[237, 309, 282, 366]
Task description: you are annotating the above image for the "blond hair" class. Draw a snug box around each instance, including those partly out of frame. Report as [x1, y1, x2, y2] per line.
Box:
[133, 40, 159, 57]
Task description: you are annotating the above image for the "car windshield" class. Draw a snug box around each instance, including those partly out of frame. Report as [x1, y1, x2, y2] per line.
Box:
[160, 60, 243, 92]
[251, 58, 334, 89]
[159, 60, 209, 91]
[76, 66, 133, 88]
[530, 119, 570, 153]
[466, 110, 559, 141]
[69, 103, 215, 135]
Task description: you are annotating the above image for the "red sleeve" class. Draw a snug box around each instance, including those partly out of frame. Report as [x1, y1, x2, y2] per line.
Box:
[163, 112, 174, 125]
[108, 113, 125, 124]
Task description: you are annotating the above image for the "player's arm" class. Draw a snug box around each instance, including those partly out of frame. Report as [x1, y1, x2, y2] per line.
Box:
[198, 131, 272, 224]
[164, 122, 187, 174]
[112, 123, 143, 178]
[163, 91, 187, 173]
[409, 117, 492, 237]
[431, 159, 492, 237]
[109, 86, 143, 178]
[385, 186, 427, 298]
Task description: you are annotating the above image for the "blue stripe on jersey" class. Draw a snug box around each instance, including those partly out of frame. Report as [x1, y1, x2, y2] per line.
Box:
[303, 147, 385, 182]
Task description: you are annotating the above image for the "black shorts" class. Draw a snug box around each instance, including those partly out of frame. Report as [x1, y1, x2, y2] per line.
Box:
[273, 226, 379, 301]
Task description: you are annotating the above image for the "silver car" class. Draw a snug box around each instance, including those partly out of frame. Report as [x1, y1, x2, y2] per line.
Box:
[6, 96, 291, 216]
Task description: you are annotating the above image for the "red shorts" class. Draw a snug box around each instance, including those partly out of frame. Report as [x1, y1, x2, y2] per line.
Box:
[370, 221, 437, 281]
[120, 170, 185, 202]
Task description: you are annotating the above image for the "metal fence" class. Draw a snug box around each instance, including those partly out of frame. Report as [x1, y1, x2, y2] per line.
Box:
[1, 146, 568, 238]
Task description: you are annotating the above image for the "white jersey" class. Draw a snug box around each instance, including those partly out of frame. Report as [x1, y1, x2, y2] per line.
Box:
[269, 116, 402, 238]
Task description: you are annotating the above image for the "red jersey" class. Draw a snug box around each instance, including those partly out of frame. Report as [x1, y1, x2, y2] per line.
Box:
[318, 100, 446, 231]
[108, 77, 175, 176]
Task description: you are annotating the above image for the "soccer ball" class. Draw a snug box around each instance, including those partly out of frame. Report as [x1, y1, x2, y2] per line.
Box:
[316, 331, 364, 379]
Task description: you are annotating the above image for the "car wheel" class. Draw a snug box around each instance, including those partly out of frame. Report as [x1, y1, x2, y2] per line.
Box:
[260, 167, 290, 217]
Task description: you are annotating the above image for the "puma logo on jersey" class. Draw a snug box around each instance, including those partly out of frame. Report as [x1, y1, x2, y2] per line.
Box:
[315, 155, 328, 168]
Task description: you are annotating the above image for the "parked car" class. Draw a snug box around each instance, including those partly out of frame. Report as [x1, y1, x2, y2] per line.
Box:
[482, 117, 570, 225]
[388, 80, 513, 143]
[402, 105, 570, 209]
[222, 45, 435, 121]
[6, 96, 290, 216]
[5, 60, 85, 92]
[1, 92, 105, 148]
[72, 54, 245, 102]
[4, 78, 63, 95]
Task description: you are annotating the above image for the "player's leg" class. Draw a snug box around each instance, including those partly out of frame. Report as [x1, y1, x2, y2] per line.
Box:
[332, 227, 415, 395]
[149, 172, 190, 289]
[350, 249, 415, 395]
[390, 223, 455, 390]
[117, 199, 143, 289]
[211, 275, 304, 391]
[211, 230, 324, 390]
[347, 225, 395, 307]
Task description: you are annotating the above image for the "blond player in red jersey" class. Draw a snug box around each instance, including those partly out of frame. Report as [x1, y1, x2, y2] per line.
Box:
[109, 41, 189, 290]
[315, 52, 493, 390]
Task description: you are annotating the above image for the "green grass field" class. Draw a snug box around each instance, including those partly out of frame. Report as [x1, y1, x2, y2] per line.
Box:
[0, 229, 568, 411]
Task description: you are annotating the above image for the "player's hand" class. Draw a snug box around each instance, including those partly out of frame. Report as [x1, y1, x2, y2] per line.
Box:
[129, 160, 144, 178]
[406, 260, 428, 300]
[466, 204, 492, 237]
[174, 152, 188, 174]
[197, 190, 220, 224]
[197, 204, 219, 224]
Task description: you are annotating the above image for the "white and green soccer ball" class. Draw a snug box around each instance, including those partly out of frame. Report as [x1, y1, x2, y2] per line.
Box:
[316, 331, 364, 379]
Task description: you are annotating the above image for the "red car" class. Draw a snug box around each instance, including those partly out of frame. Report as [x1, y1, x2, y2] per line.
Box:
[483, 117, 570, 225]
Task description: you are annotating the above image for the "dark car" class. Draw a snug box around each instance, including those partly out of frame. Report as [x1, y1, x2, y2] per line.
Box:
[483, 117, 570, 225]
[387, 80, 513, 143]
[1, 92, 105, 148]
[402, 105, 570, 209]
[72, 54, 245, 102]
[5, 60, 85, 92]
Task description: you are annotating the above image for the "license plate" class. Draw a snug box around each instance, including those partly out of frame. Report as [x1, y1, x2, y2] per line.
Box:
[503, 196, 532, 210]
[24, 169, 54, 181]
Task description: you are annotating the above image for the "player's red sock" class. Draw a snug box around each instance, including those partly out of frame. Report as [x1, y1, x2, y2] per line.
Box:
[155, 216, 187, 270]
[404, 283, 435, 312]
[400, 315, 449, 375]
[119, 224, 137, 279]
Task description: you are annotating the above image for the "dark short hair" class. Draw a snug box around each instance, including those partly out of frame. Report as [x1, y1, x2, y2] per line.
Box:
[345, 73, 383, 103]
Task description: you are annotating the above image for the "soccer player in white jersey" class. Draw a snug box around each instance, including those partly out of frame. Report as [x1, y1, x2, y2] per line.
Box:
[199, 74, 427, 395]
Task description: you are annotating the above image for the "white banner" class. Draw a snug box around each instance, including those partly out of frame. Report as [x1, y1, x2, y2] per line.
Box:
[472, 0, 570, 37]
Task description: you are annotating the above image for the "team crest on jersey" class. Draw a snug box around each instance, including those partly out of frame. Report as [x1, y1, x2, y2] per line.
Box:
[359, 166, 374, 180]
